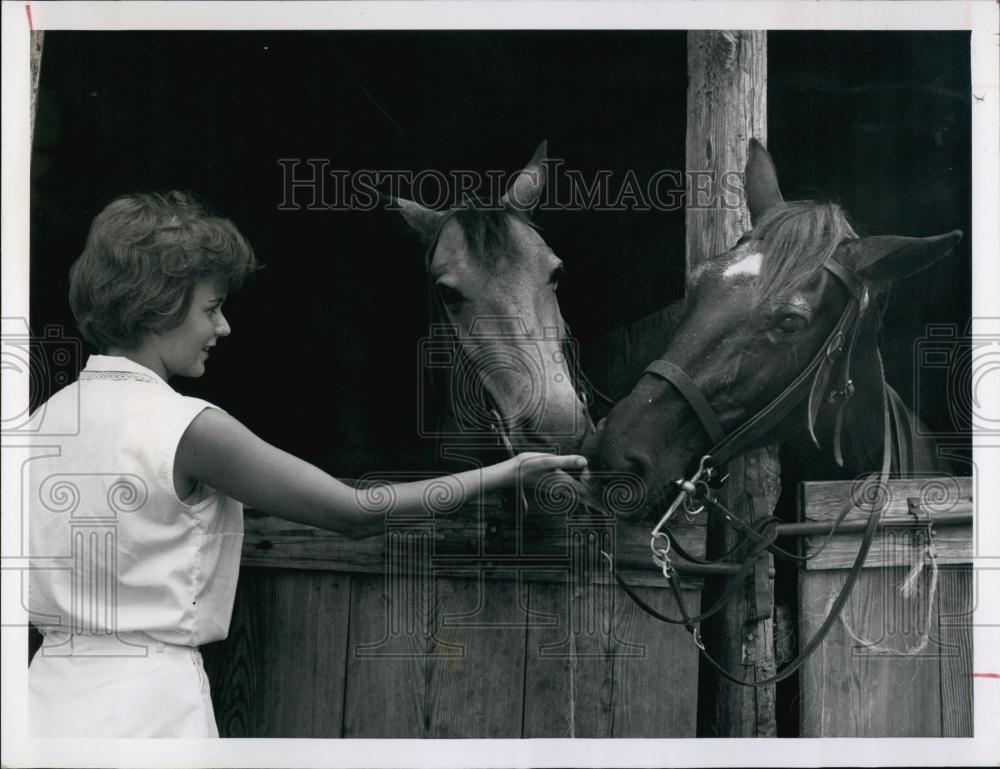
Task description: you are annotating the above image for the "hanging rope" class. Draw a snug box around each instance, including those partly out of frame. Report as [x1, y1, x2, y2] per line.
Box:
[830, 540, 939, 657]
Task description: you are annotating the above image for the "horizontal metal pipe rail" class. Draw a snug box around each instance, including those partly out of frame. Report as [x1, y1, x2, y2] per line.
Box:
[776, 507, 972, 539]
[667, 507, 973, 577]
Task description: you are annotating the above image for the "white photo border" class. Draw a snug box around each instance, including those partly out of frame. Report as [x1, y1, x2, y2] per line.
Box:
[3, 2, 998, 767]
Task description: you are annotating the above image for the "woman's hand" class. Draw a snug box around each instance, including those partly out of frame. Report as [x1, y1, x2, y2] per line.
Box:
[502, 452, 588, 489]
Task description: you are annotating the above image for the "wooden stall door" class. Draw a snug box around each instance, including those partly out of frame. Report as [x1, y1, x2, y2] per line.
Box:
[201, 501, 706, 737]
[797, 477, 973, 737]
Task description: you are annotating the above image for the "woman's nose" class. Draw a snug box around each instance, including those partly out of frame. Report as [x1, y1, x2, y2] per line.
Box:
[216, 311, 231, 337]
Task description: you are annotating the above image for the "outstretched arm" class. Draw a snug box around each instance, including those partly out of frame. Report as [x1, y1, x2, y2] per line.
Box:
[175, 408, 586, 539]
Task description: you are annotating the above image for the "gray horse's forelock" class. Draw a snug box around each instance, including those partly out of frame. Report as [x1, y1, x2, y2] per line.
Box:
[429, 204, 539, 272]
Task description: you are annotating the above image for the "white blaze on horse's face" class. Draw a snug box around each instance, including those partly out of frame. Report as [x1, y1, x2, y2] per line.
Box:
[721, 250, 762, 279]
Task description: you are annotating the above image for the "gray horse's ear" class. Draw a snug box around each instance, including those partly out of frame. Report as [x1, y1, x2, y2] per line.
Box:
[391, 196, 445, 244]
[837, 231, 963, 283]
[745, 138, 783, 224]
[502, 140, 548, 215]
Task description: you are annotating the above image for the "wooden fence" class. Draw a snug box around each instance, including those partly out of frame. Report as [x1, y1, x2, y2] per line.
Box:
[201, 494, 708, 737]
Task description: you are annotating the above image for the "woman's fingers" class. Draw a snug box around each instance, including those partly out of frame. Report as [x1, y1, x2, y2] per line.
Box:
[513, 453, 588, 486]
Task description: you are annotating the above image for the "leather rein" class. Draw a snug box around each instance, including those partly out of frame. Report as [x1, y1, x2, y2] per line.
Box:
[608, 256, 894, 688]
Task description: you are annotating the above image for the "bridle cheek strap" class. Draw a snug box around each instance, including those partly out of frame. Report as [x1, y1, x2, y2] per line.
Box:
[643, 360, 726, 445]
[642, 258, 863, 474]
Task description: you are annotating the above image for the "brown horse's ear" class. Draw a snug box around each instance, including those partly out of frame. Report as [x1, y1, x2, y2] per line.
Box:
[502, 140, 548, 215]
[391, 196, 445, 245]
[745, 138, 783, 224]
[836, 231, 963, 283]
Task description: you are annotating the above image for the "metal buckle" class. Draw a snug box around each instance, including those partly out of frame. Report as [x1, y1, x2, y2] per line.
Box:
[650, 455, 713, 568]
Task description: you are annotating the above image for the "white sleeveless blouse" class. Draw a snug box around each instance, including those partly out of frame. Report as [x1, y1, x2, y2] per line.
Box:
[28, 354, 244, 647]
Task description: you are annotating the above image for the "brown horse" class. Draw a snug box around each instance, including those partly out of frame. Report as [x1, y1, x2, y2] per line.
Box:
[582, 140, 961, 521]
[393, 142, 594, 455]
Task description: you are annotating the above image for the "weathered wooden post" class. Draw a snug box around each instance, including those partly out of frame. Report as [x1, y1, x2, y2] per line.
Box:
[30, 32, 44, 147]
[686, 29, 779, 737]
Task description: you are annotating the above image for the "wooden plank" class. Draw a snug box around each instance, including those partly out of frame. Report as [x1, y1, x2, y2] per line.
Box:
[201, 568, 352, 737]
[522, 523, 702, 738]
[850, 566, 943, 737]
[425, 572, 527, 737]
[937, 566, 974, 736]
[799, 562, 953, 736]
[521, 568, 618, 737]
[686, 30, 765, 270]
[240, 502, 706, 589]
[686, 29, 774, 739]
[256, 570, 351, 737]
[799, 476, 973, 570]
[30, 32, 44, 146]
[800, 476, 973, 522]
[521, 526, 628, 738]
[610, 584, 701, 737]
[201, 568, 265, 737]
[342, 527, 439, 737]
[521, 579, 576, 736]
[703, 452, 781, 737]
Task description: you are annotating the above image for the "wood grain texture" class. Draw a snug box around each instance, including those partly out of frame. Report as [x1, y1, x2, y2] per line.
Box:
[30, 32, 44, 146]
[799, 476, 972, 570]
[211, 498, 709, 737]
[610, 584, 701, 737]
[342, 530, 438, 737]
[522, 528, 702, 738]
[937, 566, 974, 736]
[521, 579, 577, 736]
[241, 500, 705, 589]
[799, 562, 965, 736]
[201, 568, 351, 737]
[685, 30, 766, 271]
[425, 573, 527, 737]
[706, 452, 780, 737]
[522, 529, 620, 737]
[256, 570, 351, 737]
[201, 568, 265, 737]
[686, 29, 775, 738]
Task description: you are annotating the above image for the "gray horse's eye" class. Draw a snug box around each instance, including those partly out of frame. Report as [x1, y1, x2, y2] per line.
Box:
[549, 265, 565, 289]
[436, 283, 465, 308]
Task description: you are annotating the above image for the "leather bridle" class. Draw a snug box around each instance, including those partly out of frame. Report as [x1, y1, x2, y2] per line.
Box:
[608, 254, 894, 688]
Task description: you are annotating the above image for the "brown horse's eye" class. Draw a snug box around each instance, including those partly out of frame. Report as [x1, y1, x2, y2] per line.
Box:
[436, 284, 464, 309]
[777, 314, 807, 334]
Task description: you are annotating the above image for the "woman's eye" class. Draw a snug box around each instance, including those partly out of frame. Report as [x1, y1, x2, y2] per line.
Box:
[777, 314, 807, 334]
